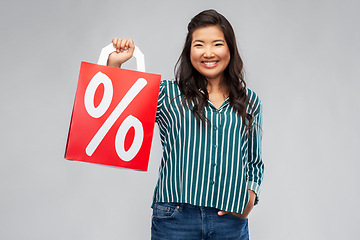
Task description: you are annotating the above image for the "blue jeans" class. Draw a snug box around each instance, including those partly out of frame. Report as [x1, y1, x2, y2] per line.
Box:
[151, 202, 249, 240]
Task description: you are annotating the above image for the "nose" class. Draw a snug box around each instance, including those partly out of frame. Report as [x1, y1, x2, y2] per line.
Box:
[203, 46, 214, 58]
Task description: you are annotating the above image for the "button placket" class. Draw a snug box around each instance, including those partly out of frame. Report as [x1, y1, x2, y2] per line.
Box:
[211, 109, 221, 187]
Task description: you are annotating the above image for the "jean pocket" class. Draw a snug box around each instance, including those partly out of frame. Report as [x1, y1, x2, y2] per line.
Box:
[152, 202, 179, 220]
[227, 212, 247, 222]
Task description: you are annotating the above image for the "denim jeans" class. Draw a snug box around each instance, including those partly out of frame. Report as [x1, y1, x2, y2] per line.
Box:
[151, 202, 249, 240]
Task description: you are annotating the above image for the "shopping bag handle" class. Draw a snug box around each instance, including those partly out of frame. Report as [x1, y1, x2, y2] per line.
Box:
[97, 43, 146, 72]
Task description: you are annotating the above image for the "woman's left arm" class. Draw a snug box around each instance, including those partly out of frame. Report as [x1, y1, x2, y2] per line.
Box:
[245, 101, 264, 206]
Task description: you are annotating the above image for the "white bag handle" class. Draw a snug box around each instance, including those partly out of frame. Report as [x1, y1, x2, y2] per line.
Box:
[97, 43, 146, 72]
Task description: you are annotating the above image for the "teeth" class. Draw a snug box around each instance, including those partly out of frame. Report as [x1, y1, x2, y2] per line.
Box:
[203, 61, 217, 66]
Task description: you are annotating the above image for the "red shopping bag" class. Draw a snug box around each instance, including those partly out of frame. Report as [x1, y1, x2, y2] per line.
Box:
[65, 44, 161, 171]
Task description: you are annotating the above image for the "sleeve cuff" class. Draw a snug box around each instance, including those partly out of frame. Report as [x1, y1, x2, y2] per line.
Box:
[247, 181, 261, 205]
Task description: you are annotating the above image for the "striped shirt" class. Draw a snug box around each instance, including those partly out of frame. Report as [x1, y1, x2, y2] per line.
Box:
[153, 80, 264, 214]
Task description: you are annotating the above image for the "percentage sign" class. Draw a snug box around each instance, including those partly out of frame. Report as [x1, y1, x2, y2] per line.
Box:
[84, 71, 147, 161]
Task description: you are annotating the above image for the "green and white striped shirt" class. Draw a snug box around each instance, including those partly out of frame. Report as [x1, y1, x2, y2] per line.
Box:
[154, 80, 264, 214]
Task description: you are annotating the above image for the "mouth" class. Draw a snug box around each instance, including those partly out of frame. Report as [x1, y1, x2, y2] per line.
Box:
[202, 61, 219, 68]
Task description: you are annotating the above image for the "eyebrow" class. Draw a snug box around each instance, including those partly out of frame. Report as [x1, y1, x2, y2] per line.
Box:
[192, 39, 225, 44]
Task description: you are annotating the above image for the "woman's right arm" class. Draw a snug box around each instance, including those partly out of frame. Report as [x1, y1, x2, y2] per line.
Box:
[107, 38, 135, 68]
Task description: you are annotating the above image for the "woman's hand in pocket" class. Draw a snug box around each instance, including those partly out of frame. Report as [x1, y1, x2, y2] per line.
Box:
[218, 190, 256, 219]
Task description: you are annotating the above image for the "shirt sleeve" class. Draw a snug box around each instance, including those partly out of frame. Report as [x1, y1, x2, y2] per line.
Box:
[246, 99, 264, 205]
[155, 80, 167, 124]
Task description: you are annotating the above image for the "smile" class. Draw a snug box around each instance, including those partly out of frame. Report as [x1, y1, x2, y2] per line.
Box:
[202, 61, 219, 68]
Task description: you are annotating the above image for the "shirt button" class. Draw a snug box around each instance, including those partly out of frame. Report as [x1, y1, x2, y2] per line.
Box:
[211, 180, 215, 185]
[214, 126, 218, 130]
[214, 145, 217, 148]
[212, 163, 217, 167]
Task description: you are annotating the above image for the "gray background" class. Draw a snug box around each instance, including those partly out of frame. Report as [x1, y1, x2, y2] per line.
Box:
[1, 0, 359, 239]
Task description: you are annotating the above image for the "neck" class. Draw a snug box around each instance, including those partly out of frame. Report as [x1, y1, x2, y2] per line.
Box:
[206, 77, 228, 96]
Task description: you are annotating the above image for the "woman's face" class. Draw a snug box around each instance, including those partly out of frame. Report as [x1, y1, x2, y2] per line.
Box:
[190, 25, 231, 83]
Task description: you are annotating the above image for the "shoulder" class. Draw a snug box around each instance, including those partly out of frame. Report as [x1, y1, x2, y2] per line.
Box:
[159, 80, 180, 95]
[246, 88, 262, 116]
[160, 79, 177, 88]
[160, 79, 178, 90]
[158, 80, 181, 106]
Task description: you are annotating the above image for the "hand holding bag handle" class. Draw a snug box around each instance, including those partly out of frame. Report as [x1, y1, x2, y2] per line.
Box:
[97, 43, 145, 72]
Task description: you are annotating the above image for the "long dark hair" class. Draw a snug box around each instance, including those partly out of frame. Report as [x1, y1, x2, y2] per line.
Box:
[175, 9, 253, 135]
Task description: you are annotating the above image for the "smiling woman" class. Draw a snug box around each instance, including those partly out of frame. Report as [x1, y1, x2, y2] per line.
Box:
[190, 26, 230, 84]
[175, 10, 253, 132]
[107, 9, 264, 240]
[190, 26, 231, 108]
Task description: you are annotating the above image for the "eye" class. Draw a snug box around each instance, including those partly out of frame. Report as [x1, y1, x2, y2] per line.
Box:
[194, 44, 203, 47]
[215, 43, 224, 46]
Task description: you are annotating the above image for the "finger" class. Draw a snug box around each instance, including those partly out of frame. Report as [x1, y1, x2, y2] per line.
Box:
[112, 38, 122, 52]
[112, 38, 118, 46]
[124, 39, 130, 51]
[127, 39, 135, 54]
[128, 39, 134, 47]
[217, 210, 229, 216]
[124, 39, 131, 51]
[120, 39, 128, 52]
[112, 38, 119, 51]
